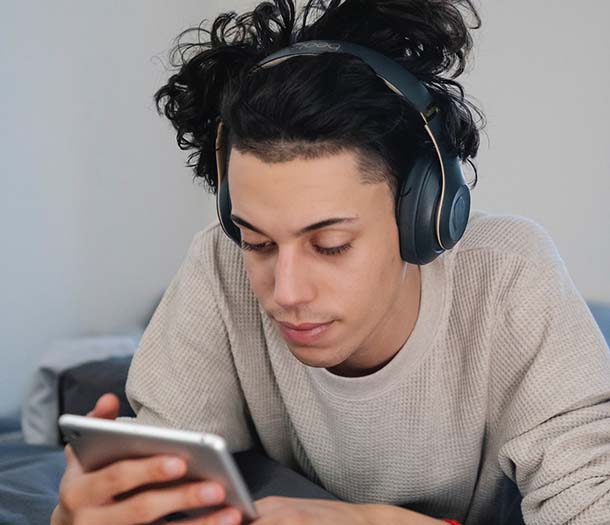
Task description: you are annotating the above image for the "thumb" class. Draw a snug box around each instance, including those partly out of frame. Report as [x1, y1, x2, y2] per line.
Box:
[86, 393, 120, 420]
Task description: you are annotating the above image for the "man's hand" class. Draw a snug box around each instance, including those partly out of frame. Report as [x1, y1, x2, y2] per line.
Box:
[253, 496, 447, 524]
[50, 393, 241, 525]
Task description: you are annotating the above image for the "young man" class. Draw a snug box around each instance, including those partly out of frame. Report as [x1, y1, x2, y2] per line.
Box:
[52, 1, 610, 524]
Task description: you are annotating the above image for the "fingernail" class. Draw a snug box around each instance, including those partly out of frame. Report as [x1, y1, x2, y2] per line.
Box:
[163, 458, 184, 475]
[199, 484, 220, 501]
[218, 510, 239, 525]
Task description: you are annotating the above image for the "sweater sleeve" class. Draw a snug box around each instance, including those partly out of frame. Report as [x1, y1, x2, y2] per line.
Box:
[489, 223, 610, 524]
[123, 230, 255, 452]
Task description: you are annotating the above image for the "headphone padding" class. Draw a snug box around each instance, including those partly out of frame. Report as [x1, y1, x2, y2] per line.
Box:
[396, 154, 444, 265]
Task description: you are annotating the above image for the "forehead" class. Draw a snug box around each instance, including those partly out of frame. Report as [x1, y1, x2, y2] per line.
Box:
[226, 148, 387, 208]
[227, 149, 395, 237]
[228, 147, 362, 185]
[226, 148, 394, 237]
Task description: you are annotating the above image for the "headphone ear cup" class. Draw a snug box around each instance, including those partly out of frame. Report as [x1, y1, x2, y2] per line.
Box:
[396, 154, 444, 265]
[217, 175, 242, 245]
[437, 156, 471, 249]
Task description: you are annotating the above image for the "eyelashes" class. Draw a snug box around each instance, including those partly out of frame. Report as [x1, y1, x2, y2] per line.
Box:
[240, 241, 352, 257]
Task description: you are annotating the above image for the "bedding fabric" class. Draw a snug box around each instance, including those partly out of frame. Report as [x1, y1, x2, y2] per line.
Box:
[0, 443, 64, 525]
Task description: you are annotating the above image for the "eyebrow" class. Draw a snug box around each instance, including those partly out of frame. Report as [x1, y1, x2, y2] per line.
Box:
[230, 214, 359, 237]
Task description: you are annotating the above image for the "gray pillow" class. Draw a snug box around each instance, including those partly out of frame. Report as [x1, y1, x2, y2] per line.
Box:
[21, 334, 141, 446]
[58, 355, 136, 444]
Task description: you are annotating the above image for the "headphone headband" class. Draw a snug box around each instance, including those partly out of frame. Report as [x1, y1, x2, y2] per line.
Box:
[257, 40, 435, 115]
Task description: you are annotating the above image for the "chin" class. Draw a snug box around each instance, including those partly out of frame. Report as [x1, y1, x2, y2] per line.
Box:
[287, 344, 348, 369]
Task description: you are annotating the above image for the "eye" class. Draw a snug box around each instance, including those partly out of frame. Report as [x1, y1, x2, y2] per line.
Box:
[316, 243, 352, 256]
[240, 241, 272, 252]
[240, 241, 352, 257]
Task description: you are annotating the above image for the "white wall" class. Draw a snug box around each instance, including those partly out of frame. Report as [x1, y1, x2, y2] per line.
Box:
[1, 1, 608, 417]
[462, 1, 610, 303]
[0, 0, 240, 416]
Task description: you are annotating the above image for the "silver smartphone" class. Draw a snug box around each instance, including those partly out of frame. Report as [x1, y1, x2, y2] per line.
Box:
[58, 414, 259, 523]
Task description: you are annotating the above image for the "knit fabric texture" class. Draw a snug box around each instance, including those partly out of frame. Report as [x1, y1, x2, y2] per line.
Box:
[125, 208, 610, 524]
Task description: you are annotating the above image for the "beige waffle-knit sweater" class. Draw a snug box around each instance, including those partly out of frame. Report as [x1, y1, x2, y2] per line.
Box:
[125, 208, 610, 524]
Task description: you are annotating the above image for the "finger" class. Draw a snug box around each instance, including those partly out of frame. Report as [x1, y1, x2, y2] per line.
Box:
[59, 445, 86, 511]
[86, 393, 120, 419]
[64, 444, 75, 465]
[68, 455, 191, 507]
[63, 444, 84, 476]
[82, 480, 229, 525]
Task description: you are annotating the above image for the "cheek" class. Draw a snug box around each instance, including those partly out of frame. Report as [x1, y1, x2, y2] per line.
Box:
[347, 258, 390, 303]
[332, 246, 394, 309]
[341, 237, 403, 314]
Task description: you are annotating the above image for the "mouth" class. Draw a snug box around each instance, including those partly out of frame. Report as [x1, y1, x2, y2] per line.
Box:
[276, 320, 335, 345]
[278, 321, 331, 330]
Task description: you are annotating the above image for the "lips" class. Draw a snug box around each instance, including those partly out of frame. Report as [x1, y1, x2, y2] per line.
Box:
[276, 320, 335, 345]
[278, 321, 331, 331]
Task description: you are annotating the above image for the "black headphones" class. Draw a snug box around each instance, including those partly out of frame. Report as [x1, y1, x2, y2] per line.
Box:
[215, 39, 471, 265]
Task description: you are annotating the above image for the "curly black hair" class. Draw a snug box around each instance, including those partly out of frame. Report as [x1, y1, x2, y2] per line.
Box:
[155, 0, 486, 197]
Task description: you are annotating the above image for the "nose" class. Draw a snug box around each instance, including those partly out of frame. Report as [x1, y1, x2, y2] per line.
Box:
[272, 245, 315, 308]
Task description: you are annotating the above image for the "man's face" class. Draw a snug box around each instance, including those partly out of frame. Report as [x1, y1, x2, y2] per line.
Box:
[228, 147, 415, 374]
